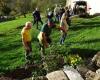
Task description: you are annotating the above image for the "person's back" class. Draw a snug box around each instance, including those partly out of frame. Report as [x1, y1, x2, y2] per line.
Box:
[33, 8, 43, 29]
[41, 23, 51, 36]
[60, 13, 68, 33]
[34, 10, 41, 20]
[21, 25, 32, 42]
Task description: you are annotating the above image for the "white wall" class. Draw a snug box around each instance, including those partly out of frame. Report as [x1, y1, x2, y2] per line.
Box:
[86, 0, 100, 15]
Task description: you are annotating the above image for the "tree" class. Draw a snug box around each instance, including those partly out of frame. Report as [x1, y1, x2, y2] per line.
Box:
[2, 5, 11, 15]
[15, 0, 32, 17]
[0, 0, 11, 15]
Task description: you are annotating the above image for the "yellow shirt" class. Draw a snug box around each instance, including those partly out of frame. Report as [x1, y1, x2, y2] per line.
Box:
[21, 28, 31, 42]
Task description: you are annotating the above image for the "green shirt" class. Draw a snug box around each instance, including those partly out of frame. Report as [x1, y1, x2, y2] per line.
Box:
[41, 23, 52, 37]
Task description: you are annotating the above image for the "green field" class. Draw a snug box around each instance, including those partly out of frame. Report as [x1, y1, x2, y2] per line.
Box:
[0, 15, 100, 74]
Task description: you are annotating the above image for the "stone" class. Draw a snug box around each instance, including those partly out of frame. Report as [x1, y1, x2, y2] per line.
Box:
[96, 69, 100, 74]
[85, 70, 96, 80]
[93, 69, 100, 80]
[63, 66, 84, 80]
[85, 69, 100, 80]
[92, 51, 100, 68]
[93, 74, 100, 80]
[76, 65, 89, 79]
[46, 70, 69, 80]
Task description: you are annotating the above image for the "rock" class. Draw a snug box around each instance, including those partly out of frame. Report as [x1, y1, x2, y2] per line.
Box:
[85, 70, 96, 80]
[76, 65, 89, 79]
[85, 58, 97, 71]
[96, 69, 100, 74]
[46, 70, 69, 80]
[93, 74, 100, 80]
[93, 69, 100, 80]
[34, 76, 48, 80]
[92, 51, 100, 68]
[63, 66, 84, 80]
[85, 69, 100, 80]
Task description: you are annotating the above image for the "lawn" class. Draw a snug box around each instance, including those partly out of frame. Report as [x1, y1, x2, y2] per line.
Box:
[0, 15, 100, 74]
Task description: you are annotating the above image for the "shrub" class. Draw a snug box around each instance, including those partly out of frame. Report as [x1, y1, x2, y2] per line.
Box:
[65, 54, 83, 68]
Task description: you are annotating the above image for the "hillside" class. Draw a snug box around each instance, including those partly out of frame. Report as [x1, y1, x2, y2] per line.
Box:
[0, 15, 100, 77]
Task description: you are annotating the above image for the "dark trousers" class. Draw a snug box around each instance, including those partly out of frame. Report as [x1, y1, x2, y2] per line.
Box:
[60, 33, 67, 44]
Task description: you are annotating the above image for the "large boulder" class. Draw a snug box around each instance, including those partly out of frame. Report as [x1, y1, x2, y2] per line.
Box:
[93, 74, 100, 80]
[85, 70, 96, 80]
[93, 69, 100, 80]
[92, 52, 100, 68]
[46, 70, 69, 80]
[96, 69, 100, 74]
[85, 69, 100, 80]
[63, 66, 84, 80]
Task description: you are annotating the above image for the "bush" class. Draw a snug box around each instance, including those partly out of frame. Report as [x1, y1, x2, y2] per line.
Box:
[65, 54, 83, 68]
[10, 10, 17, 16]
[43, 45, 70, 72]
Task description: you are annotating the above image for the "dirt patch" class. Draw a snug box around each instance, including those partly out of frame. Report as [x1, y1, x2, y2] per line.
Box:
[1, 64, 39, 80]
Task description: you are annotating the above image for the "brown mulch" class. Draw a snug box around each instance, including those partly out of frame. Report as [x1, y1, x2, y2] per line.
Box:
[0, 64, 39, 80]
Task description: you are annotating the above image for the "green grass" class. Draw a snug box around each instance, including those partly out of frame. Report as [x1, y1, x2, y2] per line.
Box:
[0, 14, 33, 73]
[0, 15, 100, 74]
[0, 14, 32, 32]
[67, 17, 100, 50]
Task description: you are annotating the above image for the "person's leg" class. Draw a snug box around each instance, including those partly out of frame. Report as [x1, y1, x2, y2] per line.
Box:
[39, 19, 43, 25]
[63, 33, 67, 43]
[59, 14, 62, 21]
[38, 39, 45, 62]
[33, 19, 36, 25]
[60, 34, 64, 44]
[60, 33, 66, 44]
[40, 45, 45, 59]
[29, 42, 34, 64]
[47, 37, 51, 44]
[36, 20, 38, 29]
[25, 42, 33, 64]
[25, 49, 30, 62]
[56, 14, 59, 22]
[54, 15, 57, 23]
[58, 15, 60, 22]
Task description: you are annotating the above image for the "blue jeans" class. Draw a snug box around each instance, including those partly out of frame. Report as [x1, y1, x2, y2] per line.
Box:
[60, 33, 67, 44]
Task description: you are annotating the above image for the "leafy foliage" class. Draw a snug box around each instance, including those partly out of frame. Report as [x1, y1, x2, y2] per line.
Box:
[2, 5, 11, 15]
[65, 54, 83, 68]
